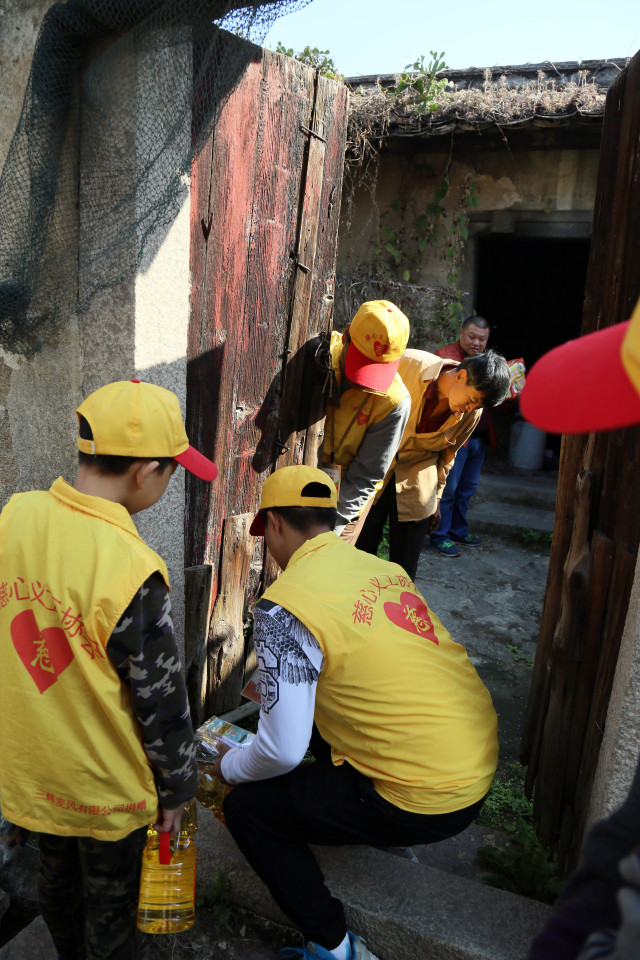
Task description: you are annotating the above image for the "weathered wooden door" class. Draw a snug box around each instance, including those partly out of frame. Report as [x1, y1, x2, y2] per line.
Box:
[521, 48, 640, 870]
[184, 32, 347, 722]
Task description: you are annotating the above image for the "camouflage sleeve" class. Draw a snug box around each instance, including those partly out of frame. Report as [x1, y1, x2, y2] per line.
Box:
[106, 572, 198, 809]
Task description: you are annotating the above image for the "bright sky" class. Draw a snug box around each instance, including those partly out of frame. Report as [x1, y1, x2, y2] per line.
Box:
[262, 0, 639, 77]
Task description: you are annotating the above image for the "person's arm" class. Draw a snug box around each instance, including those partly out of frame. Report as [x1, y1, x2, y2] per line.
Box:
[528, 755, 640, 960]
[220, 601, 324, 784]
[335, 395, 410, 532]
[107, 572, 198, 826]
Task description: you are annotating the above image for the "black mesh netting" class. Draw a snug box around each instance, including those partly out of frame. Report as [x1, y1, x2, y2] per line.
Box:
[0, 0, 308, 355]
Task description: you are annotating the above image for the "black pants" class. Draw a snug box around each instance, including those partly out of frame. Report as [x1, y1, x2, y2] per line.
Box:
[38, 827, 147, 960]
[357, 479, 430, 581]
[223, 748, 485, 950]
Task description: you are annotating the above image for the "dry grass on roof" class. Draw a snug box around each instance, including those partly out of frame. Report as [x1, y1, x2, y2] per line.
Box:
[348, 69, 607, 147]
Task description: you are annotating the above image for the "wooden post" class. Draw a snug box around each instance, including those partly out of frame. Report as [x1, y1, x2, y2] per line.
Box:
[184, 564, 213, 727]
[206, 514, 254, 716]
[521, 50, 640, 868]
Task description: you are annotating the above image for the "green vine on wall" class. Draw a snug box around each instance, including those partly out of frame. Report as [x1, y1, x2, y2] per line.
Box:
[373, 170, 479, 337]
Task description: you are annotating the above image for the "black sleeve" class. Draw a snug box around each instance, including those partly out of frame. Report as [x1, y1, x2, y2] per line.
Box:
[527, 756, 640, 960]
[106, 571, 198, 809]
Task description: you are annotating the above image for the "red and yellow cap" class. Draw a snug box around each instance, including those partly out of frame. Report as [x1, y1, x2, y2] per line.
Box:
[249, 465, 337, 536]
[76, 379, 217, 480]
[520, 297, 640, 434]
[345, 300, 410, 392]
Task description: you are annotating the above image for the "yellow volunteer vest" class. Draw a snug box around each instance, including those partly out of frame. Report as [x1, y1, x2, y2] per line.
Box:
[264, 532, 497, 814]
[323, 331, 408, 469]
[0, 478, 169, 840]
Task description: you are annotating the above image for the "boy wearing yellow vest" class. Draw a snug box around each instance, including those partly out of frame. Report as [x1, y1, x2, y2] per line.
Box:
[210, 465, 498, 960]
[322, 300, 410, 542]
[357, 349, 511, 580]
[0, 380, 217, 960]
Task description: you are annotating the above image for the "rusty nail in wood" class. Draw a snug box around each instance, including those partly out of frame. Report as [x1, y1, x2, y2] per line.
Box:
[299, 124, 327, 143]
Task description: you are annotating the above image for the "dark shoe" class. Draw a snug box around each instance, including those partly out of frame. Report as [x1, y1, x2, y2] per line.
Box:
[429, 539, 461, 557]
[451, 533, 482, 546]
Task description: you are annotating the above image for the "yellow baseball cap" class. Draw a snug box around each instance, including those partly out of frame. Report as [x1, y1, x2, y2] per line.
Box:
[520, 296, 640, 434]
[345, 300, 410, 392]
[249, 465, 337, 536]
[76, 379, 217, 480]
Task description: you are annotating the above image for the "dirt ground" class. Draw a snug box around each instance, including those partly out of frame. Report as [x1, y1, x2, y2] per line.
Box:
[413, 468, 554, 772]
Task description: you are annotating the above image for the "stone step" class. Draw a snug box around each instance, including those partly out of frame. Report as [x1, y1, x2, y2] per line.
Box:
[467, 498, 554, 539]
[0, 810, 552, 960]
[196, 803, 552, 960]
[0, 916, 56, 960]
[474, 470, 558, 512]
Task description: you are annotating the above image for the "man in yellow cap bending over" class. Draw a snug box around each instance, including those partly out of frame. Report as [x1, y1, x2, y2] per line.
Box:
[322, 300, 410, 543]
[210, 464, 499, 960]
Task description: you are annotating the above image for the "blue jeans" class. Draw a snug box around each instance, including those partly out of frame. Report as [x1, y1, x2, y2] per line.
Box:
[431, 437, 485, 545]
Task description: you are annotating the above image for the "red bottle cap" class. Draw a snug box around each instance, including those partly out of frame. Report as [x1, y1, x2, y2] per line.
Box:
[158, 831, 172, 864]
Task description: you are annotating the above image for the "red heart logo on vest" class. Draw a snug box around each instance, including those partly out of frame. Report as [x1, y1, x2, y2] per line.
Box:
[373, 341, 388, 358]
[384, 592, 439, 645]
[357, 412, 369, 425]
[10, 610, 74, 694]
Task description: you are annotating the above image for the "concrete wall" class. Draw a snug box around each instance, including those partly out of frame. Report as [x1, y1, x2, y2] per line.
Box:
[0, 2, 192, 651]
[337, 142, 599, 339]
[588, 550, 640, 825]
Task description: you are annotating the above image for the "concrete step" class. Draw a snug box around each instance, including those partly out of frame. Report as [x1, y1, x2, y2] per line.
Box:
[464, 470, 557, 541]
[196, 803, 552, 960]
[474, 470, 558, 511]
[0, 808, 552, 960]
[0, 916, 56, 960]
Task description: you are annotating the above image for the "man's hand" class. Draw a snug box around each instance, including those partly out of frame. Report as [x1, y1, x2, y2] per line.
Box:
[155, 804, 188, 837]
[210, 741, 232, 783]
[428, 503, 442, 535]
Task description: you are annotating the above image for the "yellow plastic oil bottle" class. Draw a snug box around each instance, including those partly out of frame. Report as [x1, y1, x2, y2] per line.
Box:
[137, 799, 197, 933]
[196, 761, 232, 823]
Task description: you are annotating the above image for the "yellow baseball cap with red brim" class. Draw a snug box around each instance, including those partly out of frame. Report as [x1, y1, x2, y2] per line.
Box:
[249, 465, 337, 537]
[76, 379, 218, 480]
[345, 300, 410, 392]
[520, 297, 640, 434]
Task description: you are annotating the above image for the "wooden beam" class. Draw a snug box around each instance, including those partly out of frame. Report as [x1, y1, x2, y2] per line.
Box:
[206, 513, 254, 715]
[184, 563, 213, 727]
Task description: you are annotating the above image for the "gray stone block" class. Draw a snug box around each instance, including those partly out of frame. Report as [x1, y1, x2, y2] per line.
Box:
[0, 916, 56, 960]
[195, 803, 551, 960]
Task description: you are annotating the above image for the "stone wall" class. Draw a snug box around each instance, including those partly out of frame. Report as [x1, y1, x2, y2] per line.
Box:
[0, 2, 191, 650]
[336, 142, 599, 342]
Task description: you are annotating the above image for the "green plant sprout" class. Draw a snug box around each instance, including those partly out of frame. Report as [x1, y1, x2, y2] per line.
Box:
[387, 52, 450, 114]
[196, 868, 236, 931]
[275, 43, 344, 82]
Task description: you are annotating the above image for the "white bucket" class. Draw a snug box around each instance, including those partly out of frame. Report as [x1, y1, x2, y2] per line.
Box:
[508, 420, 546, 472]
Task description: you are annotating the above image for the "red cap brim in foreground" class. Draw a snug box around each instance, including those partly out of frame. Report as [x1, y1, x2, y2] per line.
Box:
[520, 320, 640, 434]
[174, 445, 218, 480]
[344, 342, 399, 392]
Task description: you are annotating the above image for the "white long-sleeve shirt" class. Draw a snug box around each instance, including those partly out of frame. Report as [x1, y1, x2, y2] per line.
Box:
[221, 601, 323, 784]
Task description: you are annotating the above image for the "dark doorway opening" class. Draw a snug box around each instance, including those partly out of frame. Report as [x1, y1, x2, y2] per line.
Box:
[474, 235, 590, 458]
[474, 235, 590, 371]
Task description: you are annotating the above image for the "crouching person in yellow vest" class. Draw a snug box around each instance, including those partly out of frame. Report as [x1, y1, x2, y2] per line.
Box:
[208, 465, 499, 960]
[322, 300, 410, 543]
[0, 380, 218, 960]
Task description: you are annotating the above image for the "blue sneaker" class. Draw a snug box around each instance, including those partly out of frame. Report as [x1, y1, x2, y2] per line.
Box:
[451, 532, 482, 546]
[429, 538, 461, 557]
[281, 931, 379, 959]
